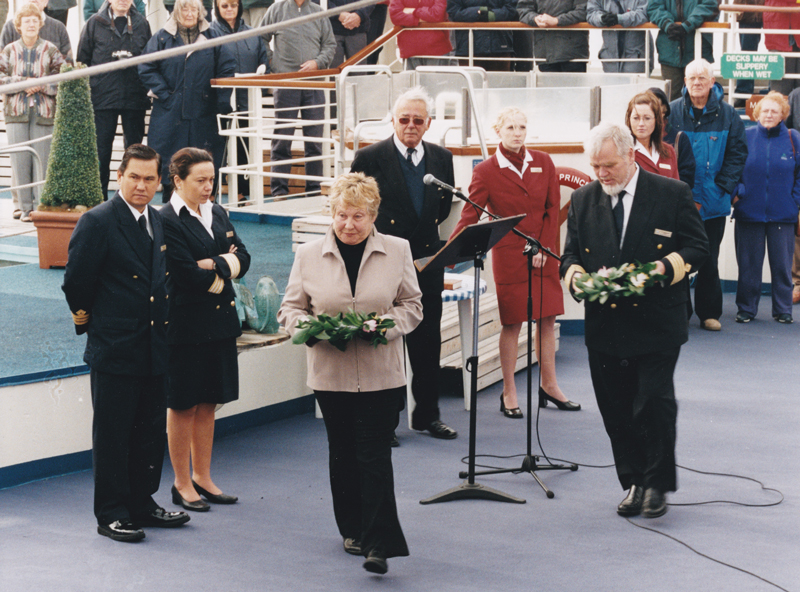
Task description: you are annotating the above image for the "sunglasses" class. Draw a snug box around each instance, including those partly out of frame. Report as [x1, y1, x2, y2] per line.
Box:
[220, 2, 239, 7]
[397, 117, 426, 126]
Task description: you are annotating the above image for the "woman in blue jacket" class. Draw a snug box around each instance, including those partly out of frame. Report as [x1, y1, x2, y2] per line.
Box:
[733, 91, 800, 324]
[210, 0, 269, 204]
[138, 0, 235, 201]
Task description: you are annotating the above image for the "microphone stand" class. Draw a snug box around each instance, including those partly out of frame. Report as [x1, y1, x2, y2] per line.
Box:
[445, 184, 578, 498]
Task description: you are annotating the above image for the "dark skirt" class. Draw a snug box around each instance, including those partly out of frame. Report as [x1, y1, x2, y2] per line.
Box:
[314, 386, 409, 559]
[167, 337, 239, 410]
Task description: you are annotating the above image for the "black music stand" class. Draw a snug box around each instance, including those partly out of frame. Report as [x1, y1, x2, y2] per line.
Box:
[416, 215, 527, 505]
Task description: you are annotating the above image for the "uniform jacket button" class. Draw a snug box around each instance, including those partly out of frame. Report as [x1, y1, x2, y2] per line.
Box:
[150, 296, 154, 302]
[151, 320, 154, 326]
[657, 244, 663, 249]
[216, 305, 220, 309]
[133, 275, 138, 279]
[610, 303, 617, 309]
[230, 301, 235, 306]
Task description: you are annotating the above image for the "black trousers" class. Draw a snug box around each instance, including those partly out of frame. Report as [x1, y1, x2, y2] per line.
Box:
[691, 216, 726, 322]
[587, 347, 680, 493]
[315, 388, 409, 559]
[90, 369, 167, 525]
[94, 109, 146, 199]
[408, 287, 443, 428]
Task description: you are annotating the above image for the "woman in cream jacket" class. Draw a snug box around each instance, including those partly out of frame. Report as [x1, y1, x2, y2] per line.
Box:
[278, 173, 422, 576]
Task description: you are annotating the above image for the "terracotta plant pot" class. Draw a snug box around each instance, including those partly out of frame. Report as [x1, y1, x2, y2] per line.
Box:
[30, 210, 84, 269]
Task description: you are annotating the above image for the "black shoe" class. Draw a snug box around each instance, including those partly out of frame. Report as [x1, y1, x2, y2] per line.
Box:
[171, 485, 210, 512]
[97, 520, 145, 542]
[192, 481, 238, 504]
[500, 393, 523, 418]
[538, 387, 581, 411]
[735, 311, 753, 323]
[642, 488, 668, 518]
[389, 431, 400, 447]
[616, 485, 644, 516]
[343, 537, 363, 556]
[363, 551, 388, 575]
[414, 420, 457, 439]
[774, 313, 793, 324]
[133, 507, 190, 528]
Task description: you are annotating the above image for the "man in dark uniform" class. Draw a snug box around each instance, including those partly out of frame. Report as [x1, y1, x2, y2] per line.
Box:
[63, 144, 190, 542]
[561, 123, 708, 518]
[350, 87, 457, 441]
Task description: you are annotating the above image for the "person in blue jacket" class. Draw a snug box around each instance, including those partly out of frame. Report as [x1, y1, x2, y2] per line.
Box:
[668, 58, 748, 332]
[210, 0, 269, 203]
[448, 0, 518, 70]
[138, 0, 235, 202]
[733, 92, 800, 324]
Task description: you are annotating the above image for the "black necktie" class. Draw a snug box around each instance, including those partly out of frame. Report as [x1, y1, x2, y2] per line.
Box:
[613, 191, 625, 243]
[138, 215, 152, 242]
[406, 147, 416, 164]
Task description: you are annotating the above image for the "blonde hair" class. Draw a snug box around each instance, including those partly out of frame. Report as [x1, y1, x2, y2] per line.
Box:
[14, 3, 43, 34]
[329, 172, 381, 219]
[753, 91, 790, 121]
[493, 108, 527, 134]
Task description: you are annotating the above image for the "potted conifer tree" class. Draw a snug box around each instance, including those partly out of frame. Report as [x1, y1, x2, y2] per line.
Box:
[30, 63, 103, 269]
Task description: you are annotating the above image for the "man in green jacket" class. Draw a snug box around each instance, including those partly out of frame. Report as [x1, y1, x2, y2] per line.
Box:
[647, 0, 719, 100]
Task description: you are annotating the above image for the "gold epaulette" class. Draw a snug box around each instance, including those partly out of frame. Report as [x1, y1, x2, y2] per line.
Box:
[208, 276, 224, 294]
[72, 309, 89, 326]
[564, 264, 586, 292]
[221, 252, 241, 279]
[665, 253, 690, 285]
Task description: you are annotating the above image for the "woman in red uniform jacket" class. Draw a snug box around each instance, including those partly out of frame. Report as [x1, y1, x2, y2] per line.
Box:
[626, 91, 679, 181]
[450, 108, 580, 418]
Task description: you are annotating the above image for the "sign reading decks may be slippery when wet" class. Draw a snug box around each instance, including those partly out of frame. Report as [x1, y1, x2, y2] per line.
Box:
[721, 53, 785, 80]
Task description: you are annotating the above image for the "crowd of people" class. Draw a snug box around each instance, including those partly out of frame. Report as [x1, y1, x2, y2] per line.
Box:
[2, 0, 800, 580]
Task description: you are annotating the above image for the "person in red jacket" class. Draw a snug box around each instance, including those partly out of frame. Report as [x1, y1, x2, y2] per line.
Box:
[625, 92, 679, 181]
[450, 107, 580, 418]
[764, 0, 800, 95]
[390, 0, 453, 69]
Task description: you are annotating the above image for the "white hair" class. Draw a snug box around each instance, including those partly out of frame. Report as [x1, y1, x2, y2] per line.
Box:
[685, 58, 714, 79]
[585, 122, 634, 159]
[393, 87, 433, 118]
[174, 0, 204, 20]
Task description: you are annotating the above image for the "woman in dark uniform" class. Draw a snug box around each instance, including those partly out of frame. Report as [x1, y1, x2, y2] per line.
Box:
[450, 107, 579, 418]
[160, 147, 250, 511]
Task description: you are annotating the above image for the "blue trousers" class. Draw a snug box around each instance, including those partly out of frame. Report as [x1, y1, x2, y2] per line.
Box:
[735, 220, 796, 317]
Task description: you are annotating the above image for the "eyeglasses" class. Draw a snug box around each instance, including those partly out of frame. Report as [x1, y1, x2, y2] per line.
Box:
[397, 117, 426, 126]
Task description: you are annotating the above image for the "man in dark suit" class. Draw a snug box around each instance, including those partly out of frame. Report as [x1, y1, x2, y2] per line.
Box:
[350, 87, 457, 441]
[63, 145, 190, 542]
[561, 122, 708, 518]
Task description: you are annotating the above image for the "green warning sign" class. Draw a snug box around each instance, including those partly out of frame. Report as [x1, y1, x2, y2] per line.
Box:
[721, 53, 785, 80]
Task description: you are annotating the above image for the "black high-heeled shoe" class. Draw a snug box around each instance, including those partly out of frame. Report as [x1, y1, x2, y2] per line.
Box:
[500, 393, 523, 419]
[171, 485, 210, 512]
[192, 480, 238, 504]
[538, 387, 581, 411]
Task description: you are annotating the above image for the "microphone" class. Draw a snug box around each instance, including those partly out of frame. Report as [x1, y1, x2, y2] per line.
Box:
[423, 174, 461, 196]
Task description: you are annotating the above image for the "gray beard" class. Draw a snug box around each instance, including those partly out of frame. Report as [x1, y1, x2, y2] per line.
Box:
[600, 181, 626, 197]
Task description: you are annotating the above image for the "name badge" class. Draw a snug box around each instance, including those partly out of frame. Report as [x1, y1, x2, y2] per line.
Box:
[658, 163, 672, 170]
[160, 244, 167, 251]
[530, 167, 542, 173]
[226, 231, 234, 238]
[654, 229, 672, 238]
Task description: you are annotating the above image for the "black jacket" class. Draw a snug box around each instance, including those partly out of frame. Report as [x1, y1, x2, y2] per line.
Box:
[160, 201, 251, 346]
[77, 1, 152, 111]
[350, 137, 454, 294]
[561, 169, 709, 358]
[62, 194, 169, 376]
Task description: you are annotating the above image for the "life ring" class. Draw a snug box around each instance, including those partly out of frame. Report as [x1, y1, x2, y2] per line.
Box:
[556, 167, 592, 228]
